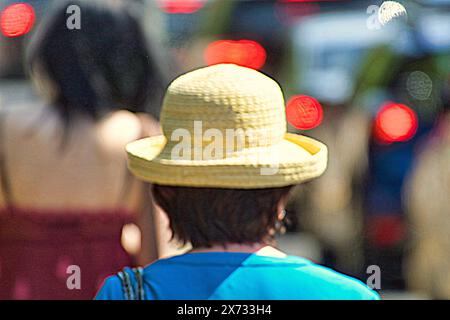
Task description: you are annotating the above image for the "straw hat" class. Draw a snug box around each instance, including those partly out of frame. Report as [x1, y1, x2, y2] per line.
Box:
[126, 64, 327, 189]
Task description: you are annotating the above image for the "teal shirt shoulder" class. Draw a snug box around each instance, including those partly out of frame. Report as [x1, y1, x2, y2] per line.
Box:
[95, 252, 380, 300]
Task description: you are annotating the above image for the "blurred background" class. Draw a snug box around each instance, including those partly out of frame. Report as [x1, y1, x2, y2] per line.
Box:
[1, 0, 449, 300]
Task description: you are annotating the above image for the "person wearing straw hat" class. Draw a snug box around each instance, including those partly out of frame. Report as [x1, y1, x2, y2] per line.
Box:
[96, 64, 379, 300]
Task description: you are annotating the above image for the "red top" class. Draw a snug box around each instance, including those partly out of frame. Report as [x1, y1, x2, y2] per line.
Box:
[0, 207, 134, 300]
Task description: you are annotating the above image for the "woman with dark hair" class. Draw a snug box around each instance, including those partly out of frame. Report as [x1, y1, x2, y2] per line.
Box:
[96, 64, 380, 300]
[0, 0, 170, 299]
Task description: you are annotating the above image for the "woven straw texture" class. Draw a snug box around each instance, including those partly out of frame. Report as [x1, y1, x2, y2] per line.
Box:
[127, 64, 328, 189]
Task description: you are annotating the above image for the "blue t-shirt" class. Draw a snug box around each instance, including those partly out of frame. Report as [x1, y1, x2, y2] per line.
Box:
[95, 252, 380, 300]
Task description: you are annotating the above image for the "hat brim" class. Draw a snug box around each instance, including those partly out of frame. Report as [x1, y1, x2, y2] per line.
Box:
[126, 133, 327, 189]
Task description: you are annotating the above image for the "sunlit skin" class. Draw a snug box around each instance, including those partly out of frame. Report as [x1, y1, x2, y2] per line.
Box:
[0, 3, 35, 38]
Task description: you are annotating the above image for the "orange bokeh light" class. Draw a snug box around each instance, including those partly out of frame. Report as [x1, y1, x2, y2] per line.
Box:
[286, 95, 323, 130]
[374, 102, 418, 144]
[0, 3, 35, 38]
[204, 40, 267, 70]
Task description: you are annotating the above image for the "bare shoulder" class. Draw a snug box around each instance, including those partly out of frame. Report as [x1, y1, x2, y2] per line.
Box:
[0, 103, 52, 209]
[96, 110, 160, 154]
[3, 102, 45, 124]
[2, 103, 56, 139]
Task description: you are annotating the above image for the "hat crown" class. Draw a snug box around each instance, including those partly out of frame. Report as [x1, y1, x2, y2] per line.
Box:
[127, 64, 328, 188]
[160, 64, 287, 157]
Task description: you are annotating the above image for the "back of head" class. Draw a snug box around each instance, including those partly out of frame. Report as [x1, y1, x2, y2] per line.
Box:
[27, 0, 167, 125]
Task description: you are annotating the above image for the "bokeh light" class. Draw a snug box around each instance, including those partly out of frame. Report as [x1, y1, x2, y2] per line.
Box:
[157, 0, 205, 14]
[204, 40, 267, 70]
[275, 0, 320, 26]
[406, 71, 433, 101]
[374, 102, 418, 143]
[0, 3, 35, 38]
[286, 95, 323, 130]
[367, 216, 406, 248]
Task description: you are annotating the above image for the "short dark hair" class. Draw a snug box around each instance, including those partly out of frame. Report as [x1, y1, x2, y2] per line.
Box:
[27, 0, 167, 125]
[152, 185, 293, 248]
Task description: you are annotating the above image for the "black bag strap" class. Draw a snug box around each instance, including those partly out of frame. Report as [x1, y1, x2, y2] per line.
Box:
[132, 267, 145, 300]
[117, 267, 145, 300]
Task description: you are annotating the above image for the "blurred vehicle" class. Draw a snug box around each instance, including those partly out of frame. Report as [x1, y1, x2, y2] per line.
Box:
[402, 0, 450, 298]
[351, 1, 450, 290]
[292, 10, 400, 105]
[288, 9, 401, 278]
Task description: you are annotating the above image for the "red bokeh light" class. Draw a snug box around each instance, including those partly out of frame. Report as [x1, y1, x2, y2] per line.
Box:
[0, 3, 35, 38]
[286, 95, 323, 130]
[157, 0, 205, 14]
[374, 102, 418, 144]
[204, 40, 267, 70]
[274, 2, 320, 26]
[367, 216, 406, 248]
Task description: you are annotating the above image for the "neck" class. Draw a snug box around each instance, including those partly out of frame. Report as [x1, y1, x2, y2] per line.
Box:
[190, 243, 266, 253]
[190, 243, 287, 258]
